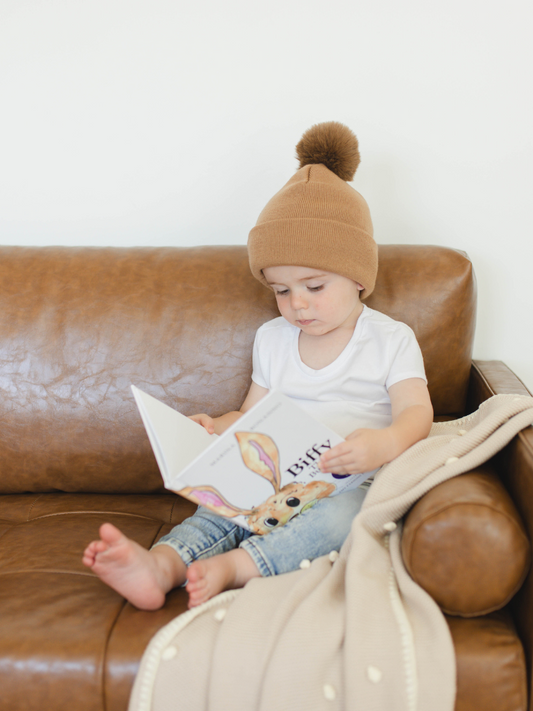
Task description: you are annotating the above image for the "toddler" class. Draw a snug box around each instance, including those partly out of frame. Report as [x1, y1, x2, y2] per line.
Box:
[83, 122, 433, 609]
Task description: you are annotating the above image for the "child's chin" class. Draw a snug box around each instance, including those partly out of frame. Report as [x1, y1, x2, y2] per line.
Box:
[301, 323, 331, 335]
[297, 320, 323, 331]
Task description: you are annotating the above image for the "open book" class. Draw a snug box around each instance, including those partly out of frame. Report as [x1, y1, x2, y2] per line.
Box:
[131, 386, 376, 534]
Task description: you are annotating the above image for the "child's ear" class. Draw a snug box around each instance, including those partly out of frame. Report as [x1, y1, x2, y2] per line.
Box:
[355, 282, 364, 291]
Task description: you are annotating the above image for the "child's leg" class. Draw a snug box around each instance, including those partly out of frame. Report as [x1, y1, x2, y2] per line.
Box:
[239, 486, 369, 577]
[83, 507, 251, 610]
[186, 486, 368, 607]
[83, 489, 366, 610]
[155, 507, 258, 607]
[82, 522, 187, 610]
[186, 548, 261, 608]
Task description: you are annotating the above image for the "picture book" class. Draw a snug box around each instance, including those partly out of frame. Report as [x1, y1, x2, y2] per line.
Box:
[131, 386, 377, 534]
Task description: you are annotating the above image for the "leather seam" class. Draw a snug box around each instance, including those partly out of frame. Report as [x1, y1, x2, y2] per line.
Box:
[149, 522, 167, 549]
[27, 493, 45, 520]
[23, 510, 166, 522]
[471, 362, 496, 402]
[168, 496, 179, 524]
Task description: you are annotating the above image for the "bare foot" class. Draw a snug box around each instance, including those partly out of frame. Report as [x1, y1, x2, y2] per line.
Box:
[82, 523, 187, 610]
[186, 549, 260, 608]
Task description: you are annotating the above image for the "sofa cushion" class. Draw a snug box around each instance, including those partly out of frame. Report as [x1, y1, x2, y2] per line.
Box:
[0, 492, 195, 711]
[446, 611, 527, 711]
[402, 464, 531, 616]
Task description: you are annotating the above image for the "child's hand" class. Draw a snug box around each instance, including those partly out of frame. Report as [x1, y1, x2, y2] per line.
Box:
[319, 428, 393, 475]
[188, 414, 216, 434]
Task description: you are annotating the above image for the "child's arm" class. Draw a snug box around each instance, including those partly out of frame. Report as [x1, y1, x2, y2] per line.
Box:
[319, 378, 433, 475]
[189, 381, 269, 435]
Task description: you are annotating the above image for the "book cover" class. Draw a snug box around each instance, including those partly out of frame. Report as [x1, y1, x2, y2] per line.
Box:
[131, 386, 376, 533]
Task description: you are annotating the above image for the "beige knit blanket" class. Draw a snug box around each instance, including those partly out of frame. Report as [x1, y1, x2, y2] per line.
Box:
[129, 394, 533, 711]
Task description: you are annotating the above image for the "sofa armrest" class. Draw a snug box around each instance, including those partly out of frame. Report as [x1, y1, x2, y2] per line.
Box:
[402, 464, 530, 617]
[467, 360, 532, 411]
[497, 418, 533, 704]
[465, 360, 533, 702]
[467, 361, 533, 544]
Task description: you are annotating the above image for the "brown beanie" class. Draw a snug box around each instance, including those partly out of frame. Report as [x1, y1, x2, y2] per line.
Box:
[248, 122, 378, 298]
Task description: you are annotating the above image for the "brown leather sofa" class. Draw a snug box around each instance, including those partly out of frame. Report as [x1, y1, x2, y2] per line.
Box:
[0, 244, 531, 711]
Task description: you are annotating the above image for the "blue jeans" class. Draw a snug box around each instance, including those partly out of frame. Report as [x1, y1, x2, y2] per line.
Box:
[153, 485, 369, 577]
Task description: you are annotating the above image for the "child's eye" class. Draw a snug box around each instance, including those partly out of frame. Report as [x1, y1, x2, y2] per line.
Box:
[307, 285, 324, 292]
[274, 289, 289, 296]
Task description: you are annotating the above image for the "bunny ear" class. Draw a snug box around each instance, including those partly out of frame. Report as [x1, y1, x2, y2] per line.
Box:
[234, 431, 281, 491]
[178, 485, 252, 518]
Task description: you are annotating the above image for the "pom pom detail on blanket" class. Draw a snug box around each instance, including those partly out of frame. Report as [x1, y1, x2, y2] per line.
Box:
[129, 394, 533, 711]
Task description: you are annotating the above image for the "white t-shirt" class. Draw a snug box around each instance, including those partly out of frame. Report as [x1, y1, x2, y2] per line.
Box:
[251, 305, 427, 438]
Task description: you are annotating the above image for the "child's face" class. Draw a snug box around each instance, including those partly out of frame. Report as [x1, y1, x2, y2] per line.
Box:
[262, 265, 363, 336]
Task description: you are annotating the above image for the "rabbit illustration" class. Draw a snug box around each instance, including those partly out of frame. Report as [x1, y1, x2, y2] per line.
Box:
[178, 431, 336, 534]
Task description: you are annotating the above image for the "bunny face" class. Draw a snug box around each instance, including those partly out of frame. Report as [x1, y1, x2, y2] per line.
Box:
[246, 480, 335, 534]
[178, 431, 338, 535]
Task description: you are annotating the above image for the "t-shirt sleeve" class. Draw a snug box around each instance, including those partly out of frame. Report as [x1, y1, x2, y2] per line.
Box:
[385, 325, 427, 389]
[251, 326, 269, 389]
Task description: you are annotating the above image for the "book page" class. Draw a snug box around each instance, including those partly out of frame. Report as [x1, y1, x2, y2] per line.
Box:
[131, 385, 217, 486]
[176, 391, 378, 531]
[133, 387, 378, 532]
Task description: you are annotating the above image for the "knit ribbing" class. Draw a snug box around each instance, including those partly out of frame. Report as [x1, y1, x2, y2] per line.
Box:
[129, 394, 533, 711]
[248, 137, 378, 297]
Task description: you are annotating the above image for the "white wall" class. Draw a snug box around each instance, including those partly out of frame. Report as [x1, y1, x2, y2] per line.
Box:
[1, 0, 532, 390]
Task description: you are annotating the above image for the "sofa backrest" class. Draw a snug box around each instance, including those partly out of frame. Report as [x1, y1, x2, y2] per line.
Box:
[367, 244, 476, 417]
[0, 244, 475, 494]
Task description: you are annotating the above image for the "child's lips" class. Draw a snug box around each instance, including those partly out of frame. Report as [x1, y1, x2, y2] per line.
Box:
[297, 319, 315, 326]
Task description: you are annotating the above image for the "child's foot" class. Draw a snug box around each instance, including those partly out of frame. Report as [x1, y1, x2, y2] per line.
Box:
[82, 523, 186, 610]
[186, 548, 261, 608]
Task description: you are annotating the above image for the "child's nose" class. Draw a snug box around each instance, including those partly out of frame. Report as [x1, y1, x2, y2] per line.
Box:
[290, 292, 308, 310]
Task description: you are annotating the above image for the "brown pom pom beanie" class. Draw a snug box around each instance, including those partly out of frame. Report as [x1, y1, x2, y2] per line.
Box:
[248, 121, 378, 298]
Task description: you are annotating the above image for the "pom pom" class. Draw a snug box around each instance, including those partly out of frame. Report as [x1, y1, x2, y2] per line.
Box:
[296, 121, 360, 181]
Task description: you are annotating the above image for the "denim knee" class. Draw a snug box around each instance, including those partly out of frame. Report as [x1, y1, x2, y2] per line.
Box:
[152, 506, 253, 566]
[240, 486, 368, 577]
